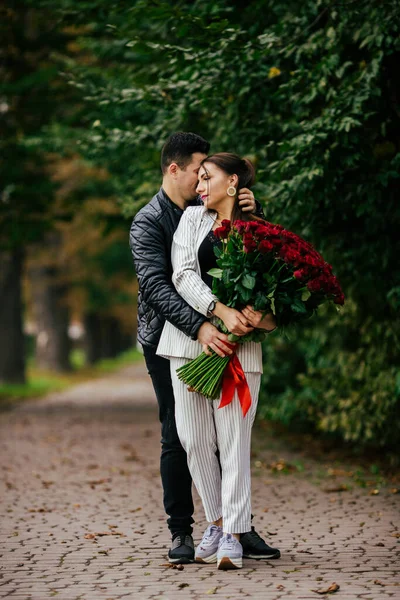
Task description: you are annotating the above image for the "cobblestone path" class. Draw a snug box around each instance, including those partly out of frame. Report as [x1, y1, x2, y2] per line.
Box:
[1, 361, 399, 599]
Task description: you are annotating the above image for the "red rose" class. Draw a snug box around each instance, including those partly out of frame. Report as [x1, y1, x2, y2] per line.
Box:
[269, 226, 283, 237]
[258, 240, 274, 254]
[303, 255, 321, 268]
[245, 221, 259, 233]
[233, 220, 247, 234]
[334, 292, 345, 305]
[214, 222, 231, 239]
[271, 236, 283, 248]
[254, 224, 271, 238]
[307, 279, 322, 293]
[293, 268, 306, 280]
[243, 233, 258, 253]
[280, 246, 301, 266]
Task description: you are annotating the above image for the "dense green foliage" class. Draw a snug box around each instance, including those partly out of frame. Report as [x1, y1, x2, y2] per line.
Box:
[21, 0, 400, 447]
[260, 302, 400, 449]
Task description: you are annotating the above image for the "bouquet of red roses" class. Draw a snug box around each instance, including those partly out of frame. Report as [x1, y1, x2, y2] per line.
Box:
[176, 219, 344, 404]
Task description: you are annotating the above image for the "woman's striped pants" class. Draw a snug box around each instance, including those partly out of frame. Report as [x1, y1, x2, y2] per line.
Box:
[170, 357, 261, 534]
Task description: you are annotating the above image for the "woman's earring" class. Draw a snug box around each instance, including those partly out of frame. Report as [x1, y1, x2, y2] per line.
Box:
[227, 185, 236, 197]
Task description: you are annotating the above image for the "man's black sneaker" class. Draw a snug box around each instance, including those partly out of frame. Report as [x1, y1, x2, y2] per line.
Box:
[168, 532, 195, 564]
[240, 527, 281, 560]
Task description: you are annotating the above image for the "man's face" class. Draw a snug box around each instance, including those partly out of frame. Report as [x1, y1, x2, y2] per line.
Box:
[176, 152, 207, 201]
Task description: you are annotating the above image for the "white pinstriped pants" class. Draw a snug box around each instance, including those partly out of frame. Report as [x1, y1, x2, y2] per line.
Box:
[170, 358, 261, 534]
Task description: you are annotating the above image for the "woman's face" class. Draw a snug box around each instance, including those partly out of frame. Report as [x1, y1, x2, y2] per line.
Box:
[196, 162, 237, 212]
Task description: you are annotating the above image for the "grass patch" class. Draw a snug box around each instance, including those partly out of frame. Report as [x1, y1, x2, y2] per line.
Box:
[0, 347, 143, 407]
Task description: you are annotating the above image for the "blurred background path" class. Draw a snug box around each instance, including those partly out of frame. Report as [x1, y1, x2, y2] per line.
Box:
[1, 361, 399, 600]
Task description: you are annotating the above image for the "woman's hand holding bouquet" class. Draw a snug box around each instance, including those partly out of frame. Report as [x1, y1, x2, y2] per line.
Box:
[213, 303, 254, 338]
[241, 305, 277, 332]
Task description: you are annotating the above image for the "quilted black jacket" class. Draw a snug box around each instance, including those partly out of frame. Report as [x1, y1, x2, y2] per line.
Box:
[129, 188, 207, 349]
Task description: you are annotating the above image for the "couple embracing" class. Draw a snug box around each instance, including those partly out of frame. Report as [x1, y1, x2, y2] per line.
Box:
[130, 132, 280, 570]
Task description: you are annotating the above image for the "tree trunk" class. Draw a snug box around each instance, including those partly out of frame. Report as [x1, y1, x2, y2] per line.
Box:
[0, 250, 26, 383]
[100, 316, 118, 360]
[84, 312, 103, 365]
[84, 314, 134, 365]
[29, 242, 71, 372]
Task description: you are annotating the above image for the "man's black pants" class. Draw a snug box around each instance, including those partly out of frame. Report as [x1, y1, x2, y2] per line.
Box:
[143, 345, 194, 536]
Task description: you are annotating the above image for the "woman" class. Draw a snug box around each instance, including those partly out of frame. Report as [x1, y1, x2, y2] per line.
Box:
[157, 153, 276, 570]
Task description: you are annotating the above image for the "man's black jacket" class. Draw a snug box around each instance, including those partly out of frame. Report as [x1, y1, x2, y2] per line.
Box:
[129, 188, 207, 349]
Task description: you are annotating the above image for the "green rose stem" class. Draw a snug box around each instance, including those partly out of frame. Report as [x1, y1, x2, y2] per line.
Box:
[176, 351, 232, 400]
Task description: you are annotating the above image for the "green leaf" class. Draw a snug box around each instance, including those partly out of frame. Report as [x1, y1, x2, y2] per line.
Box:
[208, 268, 223, 279]
[242, 274, 256, 290]
[301, 290, 311, 301]
[291, 299, 307, 314]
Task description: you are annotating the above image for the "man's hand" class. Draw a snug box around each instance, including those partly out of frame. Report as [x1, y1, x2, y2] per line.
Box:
[197, 322, 232, 357]
[238, 187, 256, 213]
[241, 305, 277, 331]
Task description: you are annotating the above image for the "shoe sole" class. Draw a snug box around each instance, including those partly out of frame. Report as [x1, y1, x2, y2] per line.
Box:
[168, 557, 194, 564]
[195, 551, 218, 564]
[243, 551, 281, 560]
[217, 556, 242, 570]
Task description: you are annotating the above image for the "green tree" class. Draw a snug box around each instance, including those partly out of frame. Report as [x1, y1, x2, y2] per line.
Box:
[24, 0, 400, 446]
[0, 3, 64, 381]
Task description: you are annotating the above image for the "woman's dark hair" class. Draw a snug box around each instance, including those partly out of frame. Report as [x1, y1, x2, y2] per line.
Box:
[161, 132, 210, 174]
[200, 153, 257, 223]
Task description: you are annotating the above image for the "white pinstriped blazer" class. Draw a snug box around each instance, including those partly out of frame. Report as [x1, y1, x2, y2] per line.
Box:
[156, 206, 263, 373]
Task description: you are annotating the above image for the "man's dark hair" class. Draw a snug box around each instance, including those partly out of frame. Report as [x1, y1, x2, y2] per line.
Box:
[161, 132, 210, 174]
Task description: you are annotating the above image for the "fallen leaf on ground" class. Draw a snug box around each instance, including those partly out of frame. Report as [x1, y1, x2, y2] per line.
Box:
[369, 488, 380, 495]
[120, 443, 135, 451]
[390, 488, 399, 494]
[267, 531, 278, 535]
[311, 583, 340, 595]
[87, 478, 112, 485]
[327, 468, 353, 477]
[124, 452, 138, 462]
[323, 484, 348, 493]
[374, 580, 386, 586]
[276, 584, 285, 590]
[206, 587, 219, 595]
[160, 563, 184, 570]
[178, 583, 189, 589]
[375, 542, 385, 546]
[119, 469, 131, 476]
[268, 459, 298, 473]
[84, 531, 125, 540]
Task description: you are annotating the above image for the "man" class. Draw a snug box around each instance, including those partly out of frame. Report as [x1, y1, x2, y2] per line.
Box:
[130, 132, 280, 563]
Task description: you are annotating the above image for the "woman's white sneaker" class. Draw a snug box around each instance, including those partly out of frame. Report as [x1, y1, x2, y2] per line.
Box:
[195, 524, 223, 563]
[217, 533, 243, 570]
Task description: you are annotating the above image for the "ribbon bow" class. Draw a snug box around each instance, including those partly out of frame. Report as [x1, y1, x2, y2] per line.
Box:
[218, 343, 252, 417]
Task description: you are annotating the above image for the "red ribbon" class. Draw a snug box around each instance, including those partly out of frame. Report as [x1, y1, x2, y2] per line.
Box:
[218, 343, 252, 417]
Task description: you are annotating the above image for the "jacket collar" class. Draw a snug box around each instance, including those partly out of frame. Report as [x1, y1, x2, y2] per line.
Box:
[157, 187, 183, 215]
[158, 187, 203, 214]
